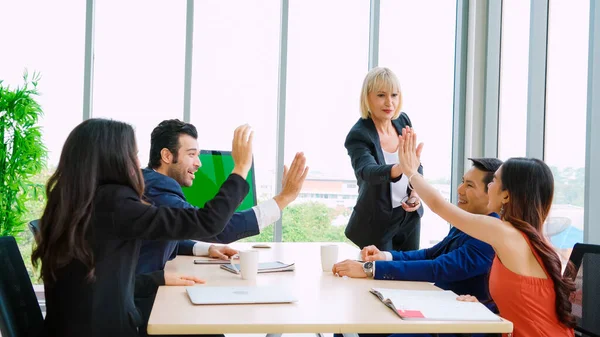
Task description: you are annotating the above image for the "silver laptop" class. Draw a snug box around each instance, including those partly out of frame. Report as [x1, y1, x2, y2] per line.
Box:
[186, 286, 298, 305]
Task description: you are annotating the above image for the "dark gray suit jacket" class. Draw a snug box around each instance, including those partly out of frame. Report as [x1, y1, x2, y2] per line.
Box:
[344, 114, 424, 248]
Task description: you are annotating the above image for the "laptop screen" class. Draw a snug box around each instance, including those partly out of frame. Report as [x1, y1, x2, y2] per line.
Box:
[181, 150, 257, 211]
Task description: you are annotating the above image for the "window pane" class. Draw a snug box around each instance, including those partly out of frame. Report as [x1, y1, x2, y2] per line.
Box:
[0, 0, 86, 283]
[0, 0, 85, 167]
[379, 0, 457, 248]
[190, 1, 280, 233]
[545, 0, 589, 264]
[498, 0, 530, 160]
[93, 0, 186, 167]
[283, 0, 369, 243]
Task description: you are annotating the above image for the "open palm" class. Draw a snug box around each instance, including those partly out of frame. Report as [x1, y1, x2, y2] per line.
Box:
[398, 127, 424, 177]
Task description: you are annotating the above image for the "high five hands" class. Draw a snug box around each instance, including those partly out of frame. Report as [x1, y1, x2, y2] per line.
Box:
[274, 152, 309, 210]
[231, 124, 254, 179]
[397, 126, 424, 179]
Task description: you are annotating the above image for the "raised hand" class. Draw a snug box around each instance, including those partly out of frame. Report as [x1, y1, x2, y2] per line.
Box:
[274, 152, 309, 210]
[361, 245, 386, 261]
[397, 127, 424, 177]
[231, 124, 254, 179]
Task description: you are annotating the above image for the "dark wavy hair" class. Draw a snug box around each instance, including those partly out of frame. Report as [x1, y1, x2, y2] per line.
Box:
[148, 119, 198, 169]
[32, 118, 145, 284]
[501, 157, 576, 328]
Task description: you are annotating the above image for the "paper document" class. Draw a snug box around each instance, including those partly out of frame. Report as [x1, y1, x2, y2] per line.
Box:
[371, 288, 502, 321]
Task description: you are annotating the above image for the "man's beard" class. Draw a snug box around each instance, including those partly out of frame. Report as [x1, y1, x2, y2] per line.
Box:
[167, 165, 187, 186]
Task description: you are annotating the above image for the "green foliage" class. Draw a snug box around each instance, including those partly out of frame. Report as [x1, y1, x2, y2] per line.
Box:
[242, 201, 352, 243]
[19, 168, 53, 283]
[282, 202, 350, 242]
[0, 72, 47, 238]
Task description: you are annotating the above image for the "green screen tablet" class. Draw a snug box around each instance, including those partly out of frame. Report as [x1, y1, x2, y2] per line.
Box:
[181, 150, 256, 211]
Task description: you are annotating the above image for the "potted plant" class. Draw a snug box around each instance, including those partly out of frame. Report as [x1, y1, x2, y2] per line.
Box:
[0, 71, 47, 238]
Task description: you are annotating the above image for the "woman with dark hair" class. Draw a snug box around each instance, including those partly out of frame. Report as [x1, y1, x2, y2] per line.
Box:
[396, 127, 575, 337]
[32, 118, 254, 337]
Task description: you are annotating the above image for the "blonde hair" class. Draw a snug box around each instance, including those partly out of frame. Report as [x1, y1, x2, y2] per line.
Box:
[359, 67, 402, 119]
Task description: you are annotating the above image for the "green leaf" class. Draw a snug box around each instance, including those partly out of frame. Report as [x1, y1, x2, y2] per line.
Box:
[0, 72, 48, 238]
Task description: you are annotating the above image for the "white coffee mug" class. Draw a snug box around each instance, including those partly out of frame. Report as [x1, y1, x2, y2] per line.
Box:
[320, 244, 339, 272]
[238, 250, 259, 280]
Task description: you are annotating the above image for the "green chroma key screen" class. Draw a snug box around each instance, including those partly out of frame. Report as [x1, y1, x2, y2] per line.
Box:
[181, 150, 257, 211]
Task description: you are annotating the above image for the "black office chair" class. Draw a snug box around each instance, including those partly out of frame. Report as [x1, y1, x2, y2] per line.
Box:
[28, 219, 40, 244]
[566, 243, 600, 337]
[0, 236, 44, 337]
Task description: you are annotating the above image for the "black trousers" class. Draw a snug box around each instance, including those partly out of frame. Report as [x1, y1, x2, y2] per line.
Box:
[376, 206, 421, 252]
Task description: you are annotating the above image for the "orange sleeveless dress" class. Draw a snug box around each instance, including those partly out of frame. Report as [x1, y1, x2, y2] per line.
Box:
[488, 233, 574, 337]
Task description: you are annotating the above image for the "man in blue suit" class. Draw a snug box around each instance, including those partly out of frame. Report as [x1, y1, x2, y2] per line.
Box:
[332, 158, 503, 337]
[135, 119, 308, 337]
[136, 119, 307, 275]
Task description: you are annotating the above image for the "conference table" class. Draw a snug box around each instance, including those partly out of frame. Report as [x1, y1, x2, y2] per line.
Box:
[147, 242, 513, 335]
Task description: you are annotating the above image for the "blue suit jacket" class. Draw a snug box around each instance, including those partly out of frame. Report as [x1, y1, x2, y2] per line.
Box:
[374, 213, 498, 306]
[136, 168, 260, 274]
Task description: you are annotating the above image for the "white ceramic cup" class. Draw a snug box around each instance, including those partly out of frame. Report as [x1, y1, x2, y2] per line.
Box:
[320, 244, 339, 272]
[238, 250, 259, 280]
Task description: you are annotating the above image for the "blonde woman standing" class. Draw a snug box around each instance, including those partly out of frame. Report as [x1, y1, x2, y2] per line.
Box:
[344, 67, 423, 251]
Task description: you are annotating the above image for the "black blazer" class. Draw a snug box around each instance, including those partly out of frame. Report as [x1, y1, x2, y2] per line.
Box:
[40, 174, 248, 337]
[344, 114, 424, 248]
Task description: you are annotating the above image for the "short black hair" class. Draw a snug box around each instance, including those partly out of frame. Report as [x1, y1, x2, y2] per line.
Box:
[468, 157, 503, 192]
[148, 119, 198, 169]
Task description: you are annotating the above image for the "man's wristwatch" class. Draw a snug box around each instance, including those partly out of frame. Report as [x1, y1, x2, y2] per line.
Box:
[362, 261, 374, 278]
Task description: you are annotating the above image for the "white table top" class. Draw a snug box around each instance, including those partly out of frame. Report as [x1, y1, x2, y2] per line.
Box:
[148, 242, 513, 335]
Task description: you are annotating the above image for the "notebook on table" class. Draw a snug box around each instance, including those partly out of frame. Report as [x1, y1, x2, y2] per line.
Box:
[370, 288, 502, 321]
[220, 261, 295, 274]
[186, 285, 298, 305]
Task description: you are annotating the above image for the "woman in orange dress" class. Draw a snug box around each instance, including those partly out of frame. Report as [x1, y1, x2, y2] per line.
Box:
[396, 127, 575, 337]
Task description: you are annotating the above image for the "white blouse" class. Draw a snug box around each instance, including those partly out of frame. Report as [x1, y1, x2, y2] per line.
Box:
[382, 149, 409, 209]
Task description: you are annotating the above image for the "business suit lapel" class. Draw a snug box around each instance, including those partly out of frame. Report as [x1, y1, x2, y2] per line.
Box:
[391, 118, 404, 138]
[365, 117, 407, 164]
[364, 118, 385, 165]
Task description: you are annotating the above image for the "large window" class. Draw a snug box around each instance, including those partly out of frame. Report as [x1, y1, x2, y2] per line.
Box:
[379, 0, 457, 248]
[0, 0, 85, 167]
[545, 0, 589, 264]
[498, 0, 530, 160]
[0, 0, 86, 281]
[190, 1, 280, 213]
[281, 0, 369, 243]
[92, 0, 187, 167]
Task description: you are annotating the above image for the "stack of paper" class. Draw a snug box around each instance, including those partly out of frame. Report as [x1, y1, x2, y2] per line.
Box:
[370, 288, 501, 321]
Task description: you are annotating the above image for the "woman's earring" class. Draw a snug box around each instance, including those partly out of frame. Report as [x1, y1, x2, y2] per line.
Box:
[500, 204, 505, 217]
